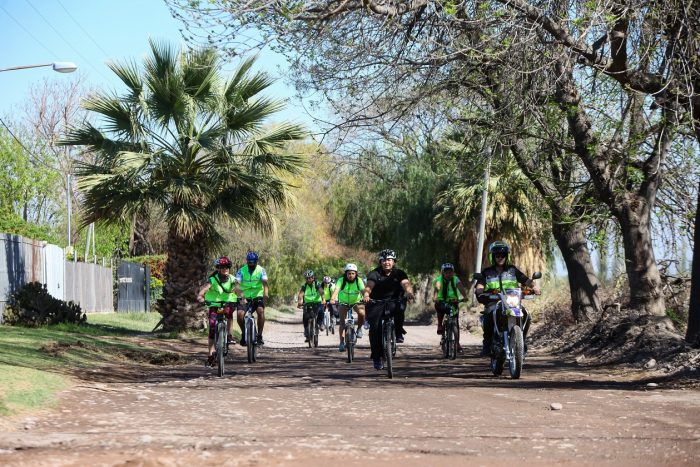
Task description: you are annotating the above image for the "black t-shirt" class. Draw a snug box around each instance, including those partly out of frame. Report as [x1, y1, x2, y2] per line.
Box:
[367, 267, 408, 300]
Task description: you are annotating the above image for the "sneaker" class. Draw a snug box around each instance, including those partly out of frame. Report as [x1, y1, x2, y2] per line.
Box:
[373, 358, 383, 370]
[356, 327, 363, 339]
[304, 336, 310, 343]
[319, 323, 325, 332]
[524, 343, 529, 357]
[339, 341, 346, 352]
[256, 335, 264, 346]
[206, 355, 216, 367]
[227, 334, 235, 346]
[396, 335, 404, 343]
[437, 325, 444, 335]
[239, 338, 247, 347]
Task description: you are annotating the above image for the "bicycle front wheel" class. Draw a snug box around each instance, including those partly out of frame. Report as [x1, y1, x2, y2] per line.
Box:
[313, 316, 319, 348]
[346, 325, 355, 363]
[449, 321, 458, 360]
[246, 319, 255, 363]
[384, 322, 394, 379]
[216, 322, 226, 377]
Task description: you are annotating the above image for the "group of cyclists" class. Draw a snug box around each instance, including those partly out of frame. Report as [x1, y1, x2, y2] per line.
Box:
[197, 241, 541, 370]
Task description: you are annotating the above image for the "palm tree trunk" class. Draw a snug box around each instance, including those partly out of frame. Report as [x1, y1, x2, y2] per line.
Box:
[552, 219, 602, 322]
[157, 227, 209, 331]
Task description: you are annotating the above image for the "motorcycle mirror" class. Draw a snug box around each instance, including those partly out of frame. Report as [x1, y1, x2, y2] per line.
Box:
[532, 271, 542, 280]
[472, 272, 483, 281]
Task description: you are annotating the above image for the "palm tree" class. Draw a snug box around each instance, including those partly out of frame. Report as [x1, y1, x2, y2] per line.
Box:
[61, 40, 306, 330]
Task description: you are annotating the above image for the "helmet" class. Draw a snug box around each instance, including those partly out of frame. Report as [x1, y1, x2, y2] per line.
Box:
[215, 256, 232, 268]
[323, 276, 332, 284]
[246, 251, 259, 262]
[378, 249, 397, 261]
[344, 263, 358, 273]
[441, 262, 454, 272]
[303, 269, 315, 278]
[488, 241, 511, 265]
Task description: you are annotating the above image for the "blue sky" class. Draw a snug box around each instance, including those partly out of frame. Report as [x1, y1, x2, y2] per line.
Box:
[0, 0, 312, 127]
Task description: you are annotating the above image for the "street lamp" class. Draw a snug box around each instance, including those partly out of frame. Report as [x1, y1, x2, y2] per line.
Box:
[0, 61, 78, 73]
[0, 60, 78, 250]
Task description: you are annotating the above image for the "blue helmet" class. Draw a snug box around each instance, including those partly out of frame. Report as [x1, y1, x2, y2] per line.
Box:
[246, 251, 259, 262]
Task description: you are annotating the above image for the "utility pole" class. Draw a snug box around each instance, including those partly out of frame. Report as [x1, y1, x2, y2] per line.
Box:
[475, 146, 493, 274]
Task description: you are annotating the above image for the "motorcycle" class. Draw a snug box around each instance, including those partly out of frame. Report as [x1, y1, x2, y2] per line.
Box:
[473, 272, 541, 379]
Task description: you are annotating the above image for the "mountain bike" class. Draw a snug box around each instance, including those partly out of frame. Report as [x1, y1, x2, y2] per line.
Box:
[439, 300, 460, 360]
[303, 303, 320, 348]
[241, 299, 258, 363]
[323, 302, 335, 336]
[342, 302, 361, 363]
[369, 298, 402, 379]
[205, 300, 232, 377]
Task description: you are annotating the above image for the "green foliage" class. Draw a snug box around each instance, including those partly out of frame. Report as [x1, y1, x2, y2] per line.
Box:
[3, 282, 85, 327]
[327, 146, 454, 274]
[129, 254, 167, 281]
[0, 212, 59, 244]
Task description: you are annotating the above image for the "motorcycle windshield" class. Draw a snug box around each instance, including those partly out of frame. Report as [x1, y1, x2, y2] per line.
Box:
[504, 288, 522, 316]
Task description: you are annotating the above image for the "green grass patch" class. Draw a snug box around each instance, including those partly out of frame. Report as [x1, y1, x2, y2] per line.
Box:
[0, 365, 68, 415]
[0, 312, 168, 418]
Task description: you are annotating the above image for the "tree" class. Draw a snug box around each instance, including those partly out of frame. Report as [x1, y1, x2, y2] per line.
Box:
[61, 40, 306, 331]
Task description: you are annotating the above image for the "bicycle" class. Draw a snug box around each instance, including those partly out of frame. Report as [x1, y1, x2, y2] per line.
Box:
[205, 300, 232, 377]
[341, 302, 361, 363]
[241, 299, 258, 363]
[323, 302, 335, 336]
[303, 303, 320, 348]
[439, 300, 460, 360]
[369, 298, 403, 379]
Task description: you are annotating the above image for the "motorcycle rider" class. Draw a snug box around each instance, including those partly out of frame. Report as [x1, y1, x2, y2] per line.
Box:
[474, 241, 541, 356]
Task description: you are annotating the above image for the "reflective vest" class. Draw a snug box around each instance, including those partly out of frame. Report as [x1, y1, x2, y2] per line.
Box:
[433, 275, 462, 301]
[204, 274, 237, 303]
[238, 265, 265, 298]
[322, 283, 335, 301]
[334, 276, 364, 305]
[483, 267, 520, 292]
[302, 281, 322, 304]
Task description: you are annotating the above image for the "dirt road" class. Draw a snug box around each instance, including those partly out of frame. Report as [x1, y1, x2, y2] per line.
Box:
[1, 312, 699, 466]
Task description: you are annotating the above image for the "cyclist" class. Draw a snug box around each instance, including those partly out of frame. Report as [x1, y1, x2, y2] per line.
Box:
[321, 275, 338, 327]
[297, 269, 326, 342]
[363, 249, 415, 370]
[474, 241, 541, 356]
[197, 256, 240, 367]
[235, 251, 269, 346]
[433, 263, 469, 352]
[330, 263, 366, 352]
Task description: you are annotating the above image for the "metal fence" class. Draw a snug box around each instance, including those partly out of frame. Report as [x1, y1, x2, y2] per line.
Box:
[117, 261, 151, 312]
[0, 233, 113, 322]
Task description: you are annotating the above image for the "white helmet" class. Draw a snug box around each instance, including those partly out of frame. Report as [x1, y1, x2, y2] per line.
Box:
[344, 263, 358, 272]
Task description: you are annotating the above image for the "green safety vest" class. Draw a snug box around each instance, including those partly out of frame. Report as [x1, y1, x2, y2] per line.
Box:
[433, 275, 462, 301]
[322, 283, 335, 301]
[334, 277, 364, 305]
[238, 265, 265, 298]
[204, 274, 237, 303]
[483, 267, 520, 292]
[302, 281, 322, 304]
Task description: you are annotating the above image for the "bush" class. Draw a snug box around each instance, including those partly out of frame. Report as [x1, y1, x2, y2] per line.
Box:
[3, 282, 85, 326]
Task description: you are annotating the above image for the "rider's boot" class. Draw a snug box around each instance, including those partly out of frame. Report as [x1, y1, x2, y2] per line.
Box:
[256, 334, 264, 346]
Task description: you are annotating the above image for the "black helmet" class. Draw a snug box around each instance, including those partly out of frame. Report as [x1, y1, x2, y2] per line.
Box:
[378, 249, 397, 261]
[488, 241, 511, 265]
[440, 262, 455, 272]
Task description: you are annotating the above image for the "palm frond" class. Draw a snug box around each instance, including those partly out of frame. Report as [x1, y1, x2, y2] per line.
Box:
[106, 60, 143, 101]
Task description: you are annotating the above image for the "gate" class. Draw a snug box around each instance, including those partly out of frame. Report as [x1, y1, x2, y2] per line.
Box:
[117, 261, 151, 312]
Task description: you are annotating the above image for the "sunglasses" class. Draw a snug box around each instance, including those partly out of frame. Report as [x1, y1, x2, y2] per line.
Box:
[494, 254, 506, 258]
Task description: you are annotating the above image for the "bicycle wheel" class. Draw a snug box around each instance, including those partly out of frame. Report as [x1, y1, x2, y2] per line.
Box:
[449, 321, 458, 360]
[306, 314, 313, 348]
[325, 312, 330, 336]
[442, 320, 449, 359]
[346, 325, 355, 363]
[384, 322, 393, 379]
[313, 316, 319, 348]
[246, 319, 255, 363]
[391, 323, 396, 357]
[216, 322, 225, 377]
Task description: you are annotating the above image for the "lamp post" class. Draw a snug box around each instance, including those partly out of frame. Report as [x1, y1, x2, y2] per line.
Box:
[0, 60, 78, 251]
[0, 62, 78, 74]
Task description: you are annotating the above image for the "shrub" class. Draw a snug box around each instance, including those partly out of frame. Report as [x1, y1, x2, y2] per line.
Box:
[3, 282, 85, 326]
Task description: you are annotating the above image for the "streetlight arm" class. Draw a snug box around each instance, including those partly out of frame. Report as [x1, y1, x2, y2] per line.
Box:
[0, 62, 77, 73]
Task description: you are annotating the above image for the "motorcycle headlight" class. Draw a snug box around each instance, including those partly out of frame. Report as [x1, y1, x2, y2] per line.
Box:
[506, 294, 521, 308]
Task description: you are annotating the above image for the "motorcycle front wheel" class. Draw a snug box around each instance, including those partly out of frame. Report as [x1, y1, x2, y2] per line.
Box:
[508, 326, 524, 379]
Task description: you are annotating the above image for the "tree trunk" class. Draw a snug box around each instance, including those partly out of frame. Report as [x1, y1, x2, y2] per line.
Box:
[616, 197, 666, 317]
[552, 219, 602, 322]
[157, 227, 209, 331]
[685, 181, 700, 346]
